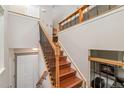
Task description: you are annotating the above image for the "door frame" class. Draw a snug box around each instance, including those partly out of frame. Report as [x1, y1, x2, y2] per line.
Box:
[15, 52, 38, 88]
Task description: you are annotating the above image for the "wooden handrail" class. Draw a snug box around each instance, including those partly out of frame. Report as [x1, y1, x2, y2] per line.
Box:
[36, 71, 48, 88]
[39, 22, 60, 87]
[89, 56, 124, 67]
[54, 43, 60, 88]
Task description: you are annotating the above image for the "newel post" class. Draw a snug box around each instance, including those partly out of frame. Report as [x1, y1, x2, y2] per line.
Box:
[55, 42, 60, 88]
[79, 9, 83, 23]
[55, 27, 60, 87]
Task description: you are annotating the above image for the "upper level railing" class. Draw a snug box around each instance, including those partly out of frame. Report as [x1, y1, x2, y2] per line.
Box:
[39, 23, 60, 88]
[59, 5, 121, 31]
[59, 5, 89, 31]
[89, 49, 124, 88]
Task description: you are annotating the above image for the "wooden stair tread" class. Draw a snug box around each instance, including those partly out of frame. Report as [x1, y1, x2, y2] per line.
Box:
[59, 56, 67, 61]
[60, 68, 75, 77]
[59, 61, 70, 66]
[60, 76, 82, 88]
[59, 56, 67, 58]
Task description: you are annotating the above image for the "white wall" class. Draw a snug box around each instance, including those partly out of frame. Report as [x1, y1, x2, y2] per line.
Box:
[59, 6, 124, 85]
[0, 9, 4, 69]
[52, 5, 80, 28]
[39, 5, 80, 38]
[8, 13, 39, 48]
[0, 6, 10, 88]
[40, 6, 53, 38]
[8, 5, 40, 18]
[8, 49, 15, 88]
[26, 6, 40, 18]
[0, 5, 50, 88]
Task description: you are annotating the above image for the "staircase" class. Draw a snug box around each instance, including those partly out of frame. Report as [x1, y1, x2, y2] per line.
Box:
[59, 50, 82, 88]
[39, 23, 84, 88]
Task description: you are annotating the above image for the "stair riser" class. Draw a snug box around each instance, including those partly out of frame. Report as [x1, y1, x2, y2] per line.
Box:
[45, 53, 54, 56]
[60, 63, 71, 69]
[72, 81, 82, 88]
[60, 51, 64, 56]
[45, 59, 55, 63]
[59, 56, 67, 61]
[60, 71, 76, 81]
[46, 63, 71, 71]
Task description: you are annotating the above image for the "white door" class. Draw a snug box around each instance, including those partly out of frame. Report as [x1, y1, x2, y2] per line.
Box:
[17, 54, 38, 88]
